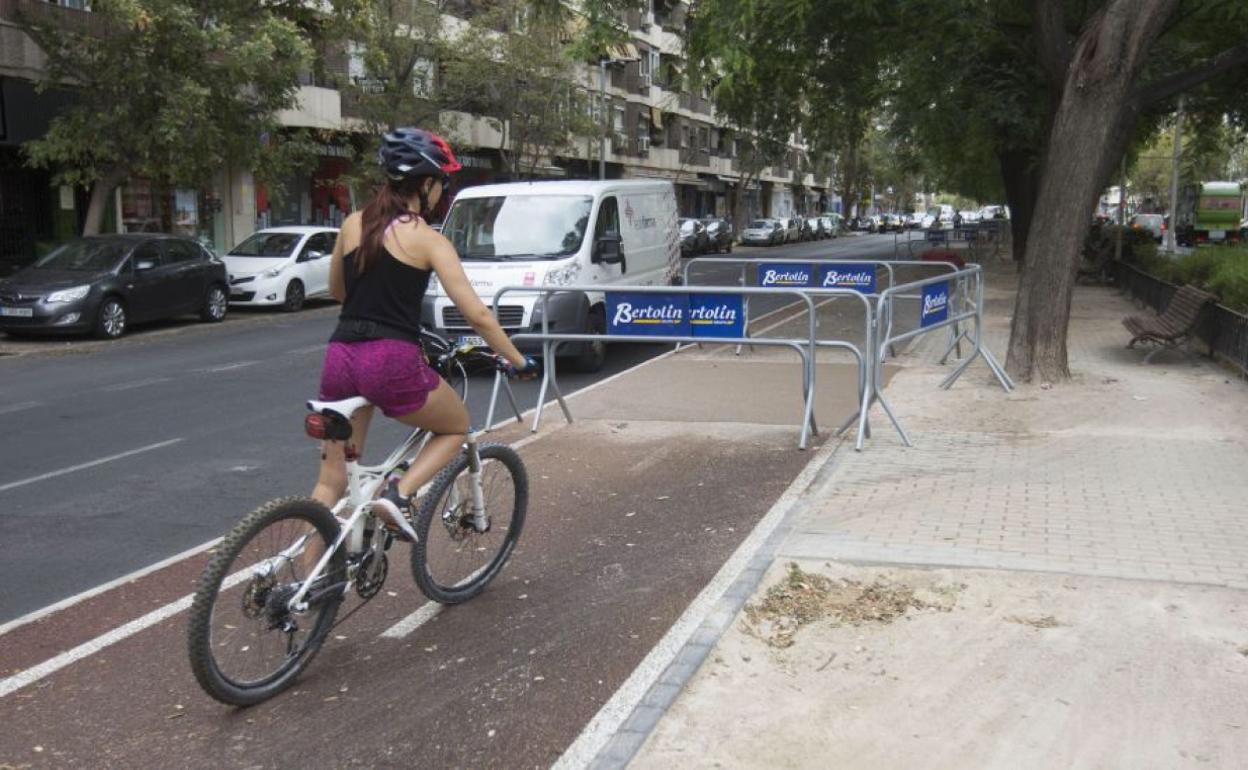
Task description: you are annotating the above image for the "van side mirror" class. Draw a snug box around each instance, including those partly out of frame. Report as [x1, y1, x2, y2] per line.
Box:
[594, 233, 624, 265]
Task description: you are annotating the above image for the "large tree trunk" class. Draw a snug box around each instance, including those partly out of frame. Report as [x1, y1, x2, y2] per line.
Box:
[998, 148, 1037, 266]
[82, 168, 124, 236]
[1006, 0, 1177, 383]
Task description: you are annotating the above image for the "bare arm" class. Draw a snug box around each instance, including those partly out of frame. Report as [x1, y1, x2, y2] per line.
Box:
[427, 232, 527, 368]
[329, 213, 360, 303]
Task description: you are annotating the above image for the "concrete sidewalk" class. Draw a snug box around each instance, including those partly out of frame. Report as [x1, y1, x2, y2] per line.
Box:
[626, 266, 1248, 769]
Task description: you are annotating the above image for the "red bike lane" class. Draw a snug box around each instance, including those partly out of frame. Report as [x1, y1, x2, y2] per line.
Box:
[0, 355, 867, 768]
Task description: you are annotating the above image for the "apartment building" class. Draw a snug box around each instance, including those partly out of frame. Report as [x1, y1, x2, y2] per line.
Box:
[0, 0, 838, 269]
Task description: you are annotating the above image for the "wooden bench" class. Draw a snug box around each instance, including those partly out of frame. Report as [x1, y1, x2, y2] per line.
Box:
[1123, 284, 1216, 363]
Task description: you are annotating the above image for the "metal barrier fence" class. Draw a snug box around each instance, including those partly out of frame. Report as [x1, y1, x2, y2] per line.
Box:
[682, 256, 965, 362]
[481, 262, 1011, 451]
[872, 265, 1014, 446]
[681, 256, 1000, 447]
[482, 284, 876, 450]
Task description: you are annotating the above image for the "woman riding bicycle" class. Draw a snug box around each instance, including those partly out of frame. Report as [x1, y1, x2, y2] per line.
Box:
[313, 127, 535, 530]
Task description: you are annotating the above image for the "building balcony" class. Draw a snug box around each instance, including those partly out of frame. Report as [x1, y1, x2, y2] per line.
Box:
[276, 86, 343, 130]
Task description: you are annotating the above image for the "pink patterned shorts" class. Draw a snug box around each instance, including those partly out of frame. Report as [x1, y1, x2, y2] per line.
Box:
[319, 339, 442, 418]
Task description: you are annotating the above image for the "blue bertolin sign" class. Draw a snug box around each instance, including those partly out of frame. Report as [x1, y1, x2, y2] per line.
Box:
[920, 280, 950, 327]
[688, 293, 745, 338]
[608, 292, 689, 337]
[818, 263, 877, 293]
[757, 263, 814, 287]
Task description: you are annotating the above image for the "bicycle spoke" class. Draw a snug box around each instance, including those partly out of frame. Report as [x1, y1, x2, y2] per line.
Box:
[423, 457, 516, 589]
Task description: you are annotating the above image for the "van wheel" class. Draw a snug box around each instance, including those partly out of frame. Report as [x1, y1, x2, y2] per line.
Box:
[570, 308, 607, 373]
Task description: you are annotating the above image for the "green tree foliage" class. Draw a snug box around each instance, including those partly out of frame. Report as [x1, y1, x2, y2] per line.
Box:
[441, 0, 596, 178]
[686, 0, 1248, 381]
[19, 0, 312, 235]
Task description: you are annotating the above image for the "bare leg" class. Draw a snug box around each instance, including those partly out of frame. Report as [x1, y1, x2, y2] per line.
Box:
[311, 406, 375, 507]
[303, 406, 375, 570]
[392, 380, 471, 498]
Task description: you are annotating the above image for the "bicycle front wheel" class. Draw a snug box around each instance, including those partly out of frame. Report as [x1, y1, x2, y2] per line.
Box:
[187, 497, 346, 706]
[411, 443, 527, 604]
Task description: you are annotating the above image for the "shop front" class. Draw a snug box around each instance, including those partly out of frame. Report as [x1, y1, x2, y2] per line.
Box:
[119, 178, 225, 253]
[255, 142, 354, 232]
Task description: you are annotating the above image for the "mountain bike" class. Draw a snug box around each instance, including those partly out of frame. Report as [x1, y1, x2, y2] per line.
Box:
[188, 334, 530, 706]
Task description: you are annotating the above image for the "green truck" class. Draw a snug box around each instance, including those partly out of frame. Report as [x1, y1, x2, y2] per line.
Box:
[1176, 181, 1246, 246]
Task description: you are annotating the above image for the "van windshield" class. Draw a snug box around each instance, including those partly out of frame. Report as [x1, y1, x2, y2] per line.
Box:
[444, 195, 593, 260]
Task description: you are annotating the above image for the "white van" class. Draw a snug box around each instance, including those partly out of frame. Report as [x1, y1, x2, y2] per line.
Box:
[424, 179, 680, 372]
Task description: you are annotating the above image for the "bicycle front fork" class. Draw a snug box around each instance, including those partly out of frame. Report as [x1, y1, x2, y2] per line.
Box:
[465, 433, 489, 532]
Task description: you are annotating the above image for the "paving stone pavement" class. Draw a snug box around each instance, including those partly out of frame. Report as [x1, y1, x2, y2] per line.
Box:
[782, 267, 1248, 588]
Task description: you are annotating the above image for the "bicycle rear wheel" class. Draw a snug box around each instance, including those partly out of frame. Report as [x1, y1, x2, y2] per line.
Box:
[411, 443, 527, 604]
[188, 497, 346, 706]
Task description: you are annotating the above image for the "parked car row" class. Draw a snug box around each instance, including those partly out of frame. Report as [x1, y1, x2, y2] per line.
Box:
[0, 234, 229, 339]
[0, 225, 340, 340]
[679, 217, 735, 256]
[739, 215, 841, 246]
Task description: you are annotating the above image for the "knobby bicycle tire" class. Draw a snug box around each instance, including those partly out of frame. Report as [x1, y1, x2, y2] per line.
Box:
[187, 497, 345, 706]
[411, 444, 527, 604]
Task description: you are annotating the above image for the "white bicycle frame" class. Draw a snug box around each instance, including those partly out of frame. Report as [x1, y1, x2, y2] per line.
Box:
[268, 417, 489, 614]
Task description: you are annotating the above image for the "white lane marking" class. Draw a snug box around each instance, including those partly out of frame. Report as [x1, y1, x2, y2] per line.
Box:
[380, 601, 442, 639]
[287, 344, 326, 356]
[552, 435, 843, 769]
[747, 297, 838, 338]
[0, 568, 249, 699]
[0, 536, 222, 638]
[103, 377, 172, 392]
[196, 360, 260, 373]
[0, 438, 184, 494]
[0, 400, 42, 416]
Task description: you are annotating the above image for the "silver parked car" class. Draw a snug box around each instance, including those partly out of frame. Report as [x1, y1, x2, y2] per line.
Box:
[742, 218, 783, 246]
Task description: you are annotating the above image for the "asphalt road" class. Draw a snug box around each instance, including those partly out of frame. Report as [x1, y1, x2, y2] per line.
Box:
[0, 232, 907, 623]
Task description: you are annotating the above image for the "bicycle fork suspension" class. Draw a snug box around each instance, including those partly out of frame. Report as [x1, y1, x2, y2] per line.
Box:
[465, 434, 489, 532]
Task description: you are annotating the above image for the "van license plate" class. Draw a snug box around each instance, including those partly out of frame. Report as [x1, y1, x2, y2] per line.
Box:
[1209, 230, 1226, 241]
[457, 335, 487, 348]
[0, 307, 34, 317]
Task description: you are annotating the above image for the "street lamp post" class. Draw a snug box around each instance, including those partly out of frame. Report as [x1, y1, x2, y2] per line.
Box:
[599, 60, 608, 181]
[597, 48, 639, 181]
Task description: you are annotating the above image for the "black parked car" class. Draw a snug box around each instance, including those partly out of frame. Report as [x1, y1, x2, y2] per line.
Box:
[702, 217, 734, 253]
[0, 234, 229, 339]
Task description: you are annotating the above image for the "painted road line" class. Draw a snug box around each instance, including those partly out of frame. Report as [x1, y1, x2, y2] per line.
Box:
[0, 400, 42, 416]
[103, 377, 173, 392]
[0, 568, 249, 700]
[379, 601, 442, 639]
[196, 360, 260, 374]
[287, 344, 328, 356]
[0, 537, 222, 638]
[551, 434, 843, 769]
[0, 438, 184, 494]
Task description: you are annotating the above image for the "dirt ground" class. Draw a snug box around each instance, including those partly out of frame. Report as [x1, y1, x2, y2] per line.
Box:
[631, 560, 1248, 770]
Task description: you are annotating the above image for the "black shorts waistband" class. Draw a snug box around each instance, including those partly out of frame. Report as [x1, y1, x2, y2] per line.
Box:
[330, 318, 425, 345]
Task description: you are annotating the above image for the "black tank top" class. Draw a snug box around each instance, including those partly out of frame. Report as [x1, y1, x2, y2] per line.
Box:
[330, 247, 431, 344]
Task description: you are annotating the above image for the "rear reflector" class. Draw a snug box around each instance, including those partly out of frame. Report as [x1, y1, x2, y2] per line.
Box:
[305, 414, 328, 439]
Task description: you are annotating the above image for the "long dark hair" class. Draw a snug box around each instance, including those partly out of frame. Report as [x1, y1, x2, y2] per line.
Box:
[356, 175, 437, 274]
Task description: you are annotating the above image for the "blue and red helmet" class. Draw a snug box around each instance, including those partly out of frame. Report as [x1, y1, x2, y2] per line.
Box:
[378, 128, 462, 181]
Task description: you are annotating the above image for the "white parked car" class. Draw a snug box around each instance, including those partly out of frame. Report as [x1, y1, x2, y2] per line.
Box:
[222, 226, 338, 312]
